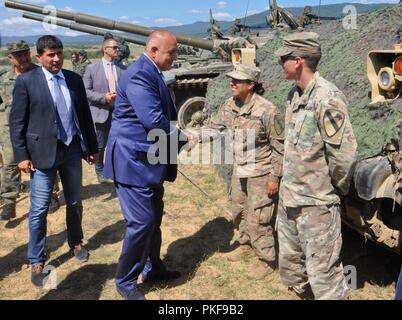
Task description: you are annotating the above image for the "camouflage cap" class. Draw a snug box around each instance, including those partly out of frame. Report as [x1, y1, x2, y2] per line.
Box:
[275, 31, 321, 57]
[78, 49, 87, 56]
[7, 40, 30, 54]
[226, 64, 261, 82]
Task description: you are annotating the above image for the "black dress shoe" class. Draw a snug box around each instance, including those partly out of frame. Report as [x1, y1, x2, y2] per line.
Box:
[0, 203, 16, 221]
[144, 270, 181, 283]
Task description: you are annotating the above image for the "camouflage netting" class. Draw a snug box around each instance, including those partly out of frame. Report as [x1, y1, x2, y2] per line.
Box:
[205, 6, 402, 187]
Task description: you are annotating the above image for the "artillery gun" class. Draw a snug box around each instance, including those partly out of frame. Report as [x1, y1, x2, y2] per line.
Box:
[5, 0, 257, 129]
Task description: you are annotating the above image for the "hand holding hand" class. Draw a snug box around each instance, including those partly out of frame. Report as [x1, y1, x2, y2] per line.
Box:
[184, 132, 198, 152]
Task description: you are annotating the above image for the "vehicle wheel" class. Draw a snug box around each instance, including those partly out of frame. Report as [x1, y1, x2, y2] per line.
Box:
[177, 96, 206, 129]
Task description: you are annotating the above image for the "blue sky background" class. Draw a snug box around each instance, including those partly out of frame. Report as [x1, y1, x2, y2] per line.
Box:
[0, 0, 399, 36]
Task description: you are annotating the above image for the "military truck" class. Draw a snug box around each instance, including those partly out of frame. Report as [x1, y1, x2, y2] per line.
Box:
[5, 0, 257, 130]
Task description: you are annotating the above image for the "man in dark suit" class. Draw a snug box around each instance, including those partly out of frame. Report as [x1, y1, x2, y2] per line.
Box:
[104, 30, 194, 300]
[10, 35, 98, 288]
[83, 36, 124, 184]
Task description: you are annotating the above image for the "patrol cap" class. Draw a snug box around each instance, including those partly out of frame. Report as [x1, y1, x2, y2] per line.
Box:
[275, 32, 321, 57]
[78, 49, 87, 56]
[7, 40, 30, 54]
[226, 64, 261, 82]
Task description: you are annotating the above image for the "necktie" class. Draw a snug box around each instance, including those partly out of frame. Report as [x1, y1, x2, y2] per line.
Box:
[53, 75, 72, 145]
[108, 63, 116, 93]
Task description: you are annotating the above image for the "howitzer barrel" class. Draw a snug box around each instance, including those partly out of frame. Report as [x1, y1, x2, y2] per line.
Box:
[22, 13, 147, 46]
[5, 0, 215, 51]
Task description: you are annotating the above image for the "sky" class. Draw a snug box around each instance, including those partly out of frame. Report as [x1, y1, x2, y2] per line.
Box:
[0, 0, 400, 36]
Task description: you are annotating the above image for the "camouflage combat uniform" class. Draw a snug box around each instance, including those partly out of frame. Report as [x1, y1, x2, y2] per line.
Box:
[206, 93, 284, 263]
[278, 71, 358, 299]
[0, 64, 36, 205]
[74, 58, 91, 77]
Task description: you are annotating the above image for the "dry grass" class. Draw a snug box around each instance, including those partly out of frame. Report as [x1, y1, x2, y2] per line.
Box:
[0, 143, 400, 300]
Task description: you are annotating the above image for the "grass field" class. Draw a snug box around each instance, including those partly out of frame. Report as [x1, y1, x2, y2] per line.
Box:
[0, 143, 400, 300]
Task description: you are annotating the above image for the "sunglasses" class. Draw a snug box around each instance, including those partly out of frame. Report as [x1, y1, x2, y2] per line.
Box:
[279, 55, 299, 66]
[230, 78, 251, 85]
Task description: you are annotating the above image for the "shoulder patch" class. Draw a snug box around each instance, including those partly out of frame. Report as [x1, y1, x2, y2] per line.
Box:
[272, 112, 285, 139]
[323, 109, 345, 137]
[321, 108, 346, 145]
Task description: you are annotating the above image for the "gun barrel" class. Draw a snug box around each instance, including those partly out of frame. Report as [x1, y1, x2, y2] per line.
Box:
[22, 13, 147, 46]
[5, 0, 215, 51]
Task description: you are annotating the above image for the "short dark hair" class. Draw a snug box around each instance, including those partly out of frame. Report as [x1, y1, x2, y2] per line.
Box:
[36, 35, 63, 55]
[302, 54, 321, 72]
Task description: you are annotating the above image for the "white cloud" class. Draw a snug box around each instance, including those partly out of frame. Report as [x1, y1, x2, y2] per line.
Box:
[61, 6, 76, 12]
[246, 9, 260, 16]
[191, 9, 203, 14]
[131, 20, 142, 24]
[213, 12, 233, 20]
[64, 31, 81, 37]
[119, 16, 129, 20]
[1, 16, 36, 25]
[155, 18, 178, 24]
[217, 1, 227, 9]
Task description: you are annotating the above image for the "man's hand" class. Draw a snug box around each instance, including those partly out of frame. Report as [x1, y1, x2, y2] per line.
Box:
[87, 153, 98, 165]
[267, 180, 279, 197]
[105, 92, 116, 105]
[18, 160, 35, 174]
[184, 132, 198, 152]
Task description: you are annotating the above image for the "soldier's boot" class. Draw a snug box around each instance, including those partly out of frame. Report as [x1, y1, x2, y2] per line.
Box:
[246, 260, 275, 280]
[0, 202, 16, 221]
[237, 234, 251, 245]
[287, 286, 315, 300]
[226, 245, 253, 262]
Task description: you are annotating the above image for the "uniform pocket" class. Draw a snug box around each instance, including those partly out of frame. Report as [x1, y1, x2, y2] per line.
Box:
[258, 203, 275, 224]
[292, 111, 316, 151]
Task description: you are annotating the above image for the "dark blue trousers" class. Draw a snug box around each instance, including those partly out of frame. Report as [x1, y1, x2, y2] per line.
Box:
[114, 182, 165, 293]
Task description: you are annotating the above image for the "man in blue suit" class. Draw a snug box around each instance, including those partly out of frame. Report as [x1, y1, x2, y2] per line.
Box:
[10, 36, 98, 288]
[104, 30, 193, 300]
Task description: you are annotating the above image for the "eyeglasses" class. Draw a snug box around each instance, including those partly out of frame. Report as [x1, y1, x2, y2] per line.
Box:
[106, 46, 119, 50]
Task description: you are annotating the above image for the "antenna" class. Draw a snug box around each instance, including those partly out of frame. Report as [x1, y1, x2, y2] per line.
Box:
[244, 0, 250, 28]
[318, 0, 322, 24]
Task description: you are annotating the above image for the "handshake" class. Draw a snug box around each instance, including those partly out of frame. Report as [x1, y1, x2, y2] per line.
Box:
[182, 130, 199, 153]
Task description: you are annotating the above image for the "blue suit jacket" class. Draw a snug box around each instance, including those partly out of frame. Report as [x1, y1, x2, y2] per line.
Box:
[10, 67, 98, 170]
[104, 54, 186, 187]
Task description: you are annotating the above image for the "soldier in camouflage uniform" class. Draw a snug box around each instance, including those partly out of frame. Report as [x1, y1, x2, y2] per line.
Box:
[0, 41, 37, 220]
[71, 51, 79, 74]
[275, 32, 358, 299]
[201, 64, 284, 279]
[75, 49, 91, 77]
[0, 41, 60, 220]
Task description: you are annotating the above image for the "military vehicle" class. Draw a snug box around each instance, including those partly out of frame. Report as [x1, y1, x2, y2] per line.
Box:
[342, 38, 402, 254]
[4, 0, 258, 130]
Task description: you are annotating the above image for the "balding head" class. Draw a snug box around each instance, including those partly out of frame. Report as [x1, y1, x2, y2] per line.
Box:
[146, 30, 177, 71]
